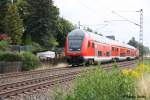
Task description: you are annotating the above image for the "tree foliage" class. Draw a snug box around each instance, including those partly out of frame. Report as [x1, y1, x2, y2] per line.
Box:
[128, 37, 138, 48]
[17, 0, 29, 26]
[0, 0, 9, 33]
[84, 27, 93, 32]
[128, 37, 150, 56]
[4, 4, 24, 44]
[56, 17, 75, 47]
[0, 0, 75, 48]
[25, 0, 59, 47]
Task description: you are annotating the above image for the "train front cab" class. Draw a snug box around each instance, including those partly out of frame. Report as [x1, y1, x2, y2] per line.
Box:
[65, 29, 87, 65]
[66, 56, 85, 65]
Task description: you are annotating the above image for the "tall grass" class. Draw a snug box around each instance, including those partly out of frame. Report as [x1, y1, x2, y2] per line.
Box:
[123, 59, 150, 99]
[52, 59, 150, 100]
[53, 66, 135, 100]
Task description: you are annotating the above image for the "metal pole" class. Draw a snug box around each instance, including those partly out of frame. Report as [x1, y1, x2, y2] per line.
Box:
[78, 21, 80, 29]
[111, 10, 144, 61]
[139, 9, 143, 61]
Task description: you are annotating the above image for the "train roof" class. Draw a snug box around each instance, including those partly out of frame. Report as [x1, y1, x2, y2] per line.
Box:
[69, 29, 136, 50]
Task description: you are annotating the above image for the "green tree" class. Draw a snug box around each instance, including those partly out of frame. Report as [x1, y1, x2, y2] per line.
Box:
[0, 0, 9, 33]
[56, 17, 75, 47]
[85, 27, 93, 32]
[128, 37, 138, 48]
[17, 0, 29, 27]
[25, 0, 59, 47]
[16, 0, 31, 44]
[4, 4, 24, 44]
[128, 37, 150, 56]
[138, 43, 150, 56]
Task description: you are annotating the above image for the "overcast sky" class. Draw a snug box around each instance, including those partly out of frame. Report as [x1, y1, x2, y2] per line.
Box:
[54, 0, 150, 47]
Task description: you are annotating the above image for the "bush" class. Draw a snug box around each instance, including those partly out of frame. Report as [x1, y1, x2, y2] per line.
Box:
[0, 40, 9, 51]
[0, 52, 22, 61]
[0, 51, 40, 71]
[53, 67, 135, 100]
[21, 52, 40, 71]
[31, 42, 43, 52]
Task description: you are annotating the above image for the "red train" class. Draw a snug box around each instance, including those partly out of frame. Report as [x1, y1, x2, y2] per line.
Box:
[65, 29, 139, 65]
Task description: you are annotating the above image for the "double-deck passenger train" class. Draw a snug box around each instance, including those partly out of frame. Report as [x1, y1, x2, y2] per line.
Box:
[65, 29, 139, 65]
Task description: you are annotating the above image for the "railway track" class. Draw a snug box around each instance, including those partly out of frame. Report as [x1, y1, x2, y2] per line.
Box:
[0, 67, 68, 78]
[0, 60, 136, 84]
[0, 60, 136, 79]
[0, 67, 71, 83]
[0, 67, 87, 84]
[0, 60, 137, 99]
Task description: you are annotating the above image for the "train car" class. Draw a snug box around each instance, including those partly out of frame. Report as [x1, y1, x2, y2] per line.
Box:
[65, 29, 139, 65]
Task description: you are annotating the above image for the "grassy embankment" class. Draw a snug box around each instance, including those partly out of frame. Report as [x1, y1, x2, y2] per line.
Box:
[52, 59, 150, 100]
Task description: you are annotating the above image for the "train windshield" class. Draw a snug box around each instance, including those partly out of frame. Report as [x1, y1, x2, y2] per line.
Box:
[68, 30, 84, 51]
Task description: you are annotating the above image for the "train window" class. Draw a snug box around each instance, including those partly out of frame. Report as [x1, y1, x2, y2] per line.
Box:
[88, 41, 90, 48]
[120, 53, 126, 57]
[106, 52, 110, 56]
[98, 51, 102, 56]
[112, 47, 115, 51]
[127, 50, 130, 53]
[116, 48, 118, 51]
[92, 42, 95, 48]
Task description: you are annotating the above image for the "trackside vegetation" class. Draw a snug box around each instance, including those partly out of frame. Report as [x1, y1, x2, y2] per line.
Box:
[53, 66, 135, 100]
[20, 52, 40, 71]
[52, 60, 150, 100]
[0, 51, 40, 71]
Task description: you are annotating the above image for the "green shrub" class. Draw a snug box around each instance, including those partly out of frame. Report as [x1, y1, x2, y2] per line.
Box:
[0, 51, 40, 71]
[0, 40, 9, 51]
[53, 67, 135, 100]
[21, 52, 40, 71]
[31, 42, 43, 52]
[0, 52, 22, 61]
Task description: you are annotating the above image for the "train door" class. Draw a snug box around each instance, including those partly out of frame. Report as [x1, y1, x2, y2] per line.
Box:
[111, 46, 119, 56]
[94, 43, 98, 63]
[94, 43, 98, 56]
[92, 41, 95, 56]
[86, 40, 94, 56]
[94, 43, 103, 63]
[95, 48, 98, 57]
[94, 43, 101, 63]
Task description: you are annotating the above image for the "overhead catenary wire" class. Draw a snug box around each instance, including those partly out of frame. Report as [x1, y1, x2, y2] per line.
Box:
[72, 0, 112, 31]
[79, 23, 109, 31]
[76, 0, 98, 14]
[112, 11, 140, 26]
[112, 10, 144, 61]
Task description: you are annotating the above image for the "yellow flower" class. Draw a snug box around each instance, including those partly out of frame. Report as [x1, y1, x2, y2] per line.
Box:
[122, 63, 150, 80]
[135, 64, 150, 74]
[122, 69, 132, 76]
[131, 70, 141, 79]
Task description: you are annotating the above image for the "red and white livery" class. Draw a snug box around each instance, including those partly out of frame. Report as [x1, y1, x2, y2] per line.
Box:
[65, 29, 139, 65]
